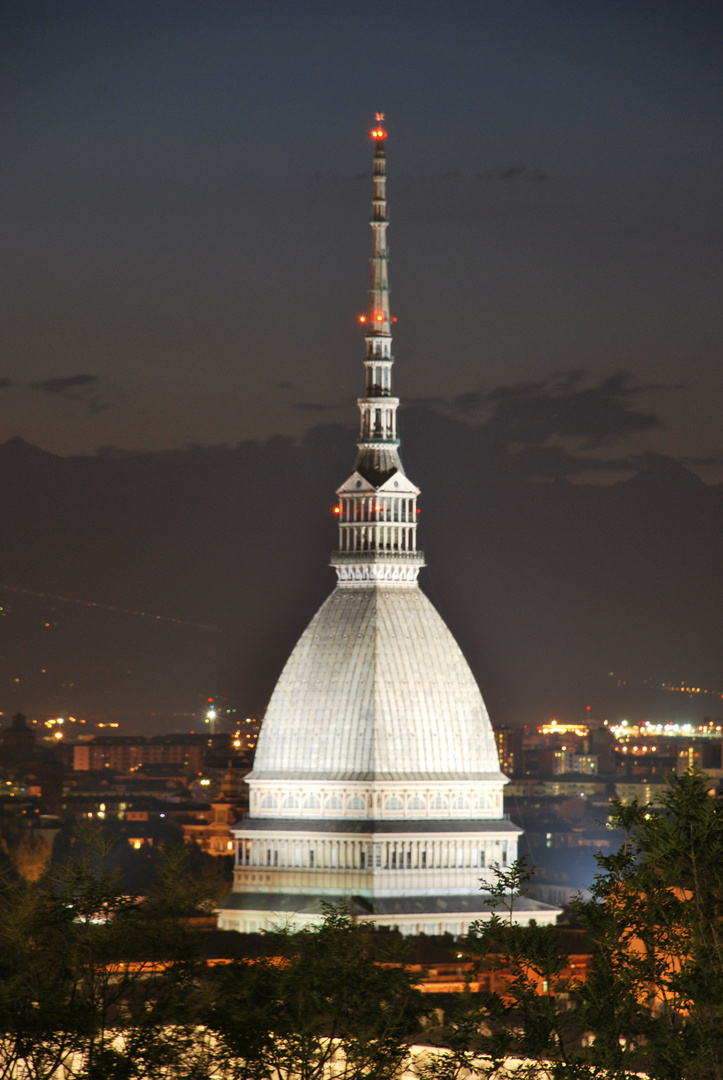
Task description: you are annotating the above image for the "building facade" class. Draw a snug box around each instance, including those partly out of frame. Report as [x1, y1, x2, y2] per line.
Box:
[217, 121, 559, 935]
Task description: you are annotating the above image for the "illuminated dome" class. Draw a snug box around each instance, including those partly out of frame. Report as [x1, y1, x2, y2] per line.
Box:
[252, 584, 501, 782]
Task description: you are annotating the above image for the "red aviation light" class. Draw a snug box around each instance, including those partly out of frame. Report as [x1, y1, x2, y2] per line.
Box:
[371, 128, 387, 139]
[333, 506, 341, 514]
[376, 314, 383, 322]
[358, 315, 367, 323]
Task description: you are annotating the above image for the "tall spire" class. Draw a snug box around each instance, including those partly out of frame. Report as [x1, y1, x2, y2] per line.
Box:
[355, 117, 401, 484]
[331, 118, 425, 586]
[366, 119, 391, 333]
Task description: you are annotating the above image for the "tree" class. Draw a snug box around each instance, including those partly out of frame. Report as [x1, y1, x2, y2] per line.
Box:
[0, 828, 216, 1080]
[0, 870, 81, 1079]
[417, 856, 587, 1080]
[0, 847, 427, 1080]
[577, 771, 723, 1080]
[206, 904, 429, 1080]
[418, 772, 723, 1080]
[8, 776, 723, 1080]
[4, 829, 53, 883]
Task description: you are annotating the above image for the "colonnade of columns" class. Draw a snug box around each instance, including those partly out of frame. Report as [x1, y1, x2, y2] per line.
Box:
[365, 360, 392, 394]
[359, 401, 398, 441]
[340, 496, 417, 522]
[235, 836, 509, 872]
[338, 495, 418, 553]
[338, 524, 417, 553]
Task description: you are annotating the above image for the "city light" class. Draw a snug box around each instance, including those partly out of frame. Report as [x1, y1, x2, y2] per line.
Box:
[609, 719, 722, 741]
[539, 721, 589, 737]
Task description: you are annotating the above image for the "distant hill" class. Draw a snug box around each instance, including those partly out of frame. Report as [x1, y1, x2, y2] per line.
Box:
[1, 415, 721, 732]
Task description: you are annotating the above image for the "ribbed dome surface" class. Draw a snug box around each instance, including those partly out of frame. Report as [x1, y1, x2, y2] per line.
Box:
[251, 585, 502, 781]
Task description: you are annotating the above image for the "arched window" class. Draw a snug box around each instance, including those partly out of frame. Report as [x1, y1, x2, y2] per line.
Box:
[429, 794, 448, 810]
[326, 794, 343, 810]
[261, 795, 277, 809]
[282, 794, 299, 809]
[408, 795, 425, 810]
[452, 795, 470, 810]
[303, 794, 320, 809]
[347, 795, 365, 810]
[385, 795, 403, 810]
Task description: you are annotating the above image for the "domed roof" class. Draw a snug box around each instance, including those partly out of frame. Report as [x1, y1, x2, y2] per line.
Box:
[251, 584, 502, 782]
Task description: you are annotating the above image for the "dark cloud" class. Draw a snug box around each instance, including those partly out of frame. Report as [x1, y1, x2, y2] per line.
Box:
[682, 455, 723, 466]
[507, 444, 650, 479]
[479, 372, 665, 446]
[448, 389, 489, 416]
[441, 169, 462, 181]
[478, 163, 549, 181]
[484, 372, 669, 447]
[409, 388, 489, 418]
[30, 373, 112, 415]
[0, 374, 105, 403]
[403, 372, 681, 480]
[277, 381, 293, 390]
[34, 374, 98, 398]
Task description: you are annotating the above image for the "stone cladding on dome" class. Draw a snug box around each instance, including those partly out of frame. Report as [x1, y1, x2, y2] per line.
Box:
[252, 585, 501, 784]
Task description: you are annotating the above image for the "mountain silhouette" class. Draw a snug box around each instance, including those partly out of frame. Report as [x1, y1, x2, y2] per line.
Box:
[1, 416, 721, 732]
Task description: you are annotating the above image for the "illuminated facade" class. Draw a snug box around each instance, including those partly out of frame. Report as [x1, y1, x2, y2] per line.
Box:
[182, 767, 243, 856]
[494, 726, 523, 776]
[217, 122, 559, 935]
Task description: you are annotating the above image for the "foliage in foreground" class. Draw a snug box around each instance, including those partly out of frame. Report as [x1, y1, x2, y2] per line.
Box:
[0, 827, 213, 1079]
[206, 905, 428, 1080]
[2, 771, 723, 1080]
[421, 770, 723, 1080]
[0, 831, 428, 1079]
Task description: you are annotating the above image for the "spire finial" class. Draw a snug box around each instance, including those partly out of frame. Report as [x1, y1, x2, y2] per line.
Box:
[330, 121, 425, 587]
[371, 112, 387, 140]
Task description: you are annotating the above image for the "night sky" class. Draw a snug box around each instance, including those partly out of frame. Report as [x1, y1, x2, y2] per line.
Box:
[1, 2, 722, 731]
